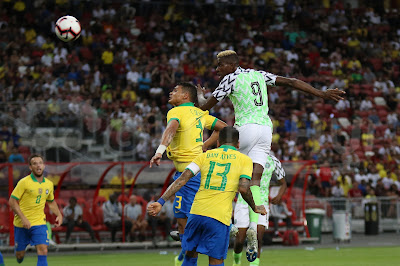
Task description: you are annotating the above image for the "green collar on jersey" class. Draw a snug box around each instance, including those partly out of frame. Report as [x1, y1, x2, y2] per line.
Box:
[219, 145, 237, 151]
[177, 102, 195, 107]
[31, 173, 45, 183]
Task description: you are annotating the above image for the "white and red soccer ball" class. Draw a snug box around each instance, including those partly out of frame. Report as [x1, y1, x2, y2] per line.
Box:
[55, 15, 81, 42]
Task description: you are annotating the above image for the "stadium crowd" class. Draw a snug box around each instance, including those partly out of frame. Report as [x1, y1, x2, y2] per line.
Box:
[0, 0, 400, 206]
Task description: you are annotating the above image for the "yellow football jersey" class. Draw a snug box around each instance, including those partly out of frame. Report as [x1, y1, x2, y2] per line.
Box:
[166, 102, 218, 172]
[11, 174, 55, 227]
[187, 145, 253, 225]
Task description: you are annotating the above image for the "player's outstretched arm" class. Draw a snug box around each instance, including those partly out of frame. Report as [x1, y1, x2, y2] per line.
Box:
[238, 178, 267, 215]
[150, 119, 179, 168]
[196, 85, 219, 111]
[275, 76, 345, 102]
[147, 169, 195, 216]
[9, 197, 31, 229]
[48, 200, 63, 227]
[203, 119, 227, 151]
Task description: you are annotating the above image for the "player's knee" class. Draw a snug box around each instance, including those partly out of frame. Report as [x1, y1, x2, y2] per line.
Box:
[37, 246, 48, 256]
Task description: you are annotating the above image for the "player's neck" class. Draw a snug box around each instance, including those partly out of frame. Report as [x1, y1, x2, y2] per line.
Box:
[31, 173, 44, 182]
[176, 100, 193, 107]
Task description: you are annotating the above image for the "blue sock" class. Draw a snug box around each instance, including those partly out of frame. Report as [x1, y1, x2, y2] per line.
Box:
[182, 255, 198, 266]
[210, 263, 224, 266]
[37, 255, 48, 266]
[0, 251, 4, 266]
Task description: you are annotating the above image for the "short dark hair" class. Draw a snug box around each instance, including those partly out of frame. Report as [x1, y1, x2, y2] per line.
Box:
[69, 197, 77, 203]
[218, 126, 239, 146]
[177, 82, 198, 105]
[28, 154, 44, 165]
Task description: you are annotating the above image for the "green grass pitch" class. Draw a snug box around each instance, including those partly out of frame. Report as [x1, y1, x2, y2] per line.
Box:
[3, 246, 400, 265]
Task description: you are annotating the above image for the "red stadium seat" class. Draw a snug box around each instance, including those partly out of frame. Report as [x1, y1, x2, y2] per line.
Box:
[0, 198, 10, 233]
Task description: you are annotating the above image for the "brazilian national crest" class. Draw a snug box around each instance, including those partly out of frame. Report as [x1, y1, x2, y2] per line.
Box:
[38, 188, 43, 194]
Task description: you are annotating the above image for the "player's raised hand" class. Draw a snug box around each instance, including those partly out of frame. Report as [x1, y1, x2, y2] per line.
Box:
[254, 205, 267, 215]
[147, 202, 162, 216]
[149, 153, 162, 168]
[323, 88, 346, 102]
[196, 84, 208, 106]
[22, 217, 31, 229]
[55, 215, 63, 227]
[196, 84, 206, 96]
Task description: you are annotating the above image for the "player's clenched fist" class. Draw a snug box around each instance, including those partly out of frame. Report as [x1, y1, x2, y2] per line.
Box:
[147, 202, 162, 216]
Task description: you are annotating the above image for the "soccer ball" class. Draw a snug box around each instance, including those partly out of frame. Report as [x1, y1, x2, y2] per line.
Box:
[55, 16, 81, 42]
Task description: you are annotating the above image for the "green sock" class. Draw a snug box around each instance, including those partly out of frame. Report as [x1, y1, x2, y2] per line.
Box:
[46, 222, 52, 240]
[249, 186, 261, 228]
[233, 251, 242, 264]
[250, 258, 260, 266]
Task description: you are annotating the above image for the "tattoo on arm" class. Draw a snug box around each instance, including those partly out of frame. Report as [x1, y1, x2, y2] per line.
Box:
[239, 178, 256, 210]
[161, 170, 194, 201]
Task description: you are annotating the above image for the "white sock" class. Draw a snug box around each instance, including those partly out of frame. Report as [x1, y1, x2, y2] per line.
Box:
[249, 222, 257, 231]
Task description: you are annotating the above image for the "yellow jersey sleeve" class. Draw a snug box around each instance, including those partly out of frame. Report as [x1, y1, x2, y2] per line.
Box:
[166, 107, 181, 125]
[190, 153, 206, 172]
[11, 178, 26, 200]
[240, 155, 253, 180]
[203, 114, 218, 131]
[46, 183, 55, 202]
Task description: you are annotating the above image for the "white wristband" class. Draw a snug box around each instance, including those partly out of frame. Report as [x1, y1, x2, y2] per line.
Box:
[156, 145, 167, 155]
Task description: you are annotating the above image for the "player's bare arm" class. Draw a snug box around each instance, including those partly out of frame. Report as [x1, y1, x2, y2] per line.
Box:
[48, 200, 63, 226]
[147, 169, 194, 216]
[275, 76, 345, 102]
[199, 95, 218, 111]
[270, 178, 287, 205]
[149, 119, 179, 168]
[202, 120, 227, 151]
[9, 197, 31, 229]
[238, 178, 267, 215]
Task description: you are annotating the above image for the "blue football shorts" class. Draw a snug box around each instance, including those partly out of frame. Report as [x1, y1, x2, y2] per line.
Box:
[173, 171, 201, 219]
[182, 214, 230, 260]
[14, 225, 49, 251]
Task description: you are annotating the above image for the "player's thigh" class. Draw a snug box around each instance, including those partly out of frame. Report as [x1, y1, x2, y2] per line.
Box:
[182, 215, 230, 260]
[30, 225, 50, 247]
[247, 125, 272, 167]
[173, 172, 200, 219]
[234, 203, 250, 229]
[14, 226, 30, 252]
[236, 124, 260, 155]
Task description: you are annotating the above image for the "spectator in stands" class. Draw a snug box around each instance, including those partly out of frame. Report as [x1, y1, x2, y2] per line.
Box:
[103, 193, 132, 242]
[0, 150, 6, 163]
[359, 96, 374, 111]
[62, 197, 97, 243]
[270, 197, 292, 237]
[348, 181, 363, 198]
[365, 185, 377, 202]
[8, 147, 24, 163]
[124, 195, 148, 242]
[316, 160, 333, 197]
[146, 195, 171, 245]
[10, 128, 21, 148]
